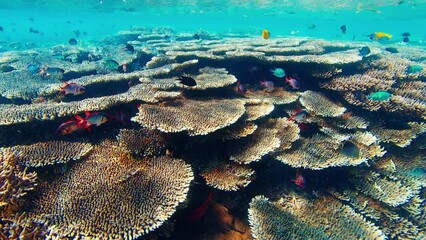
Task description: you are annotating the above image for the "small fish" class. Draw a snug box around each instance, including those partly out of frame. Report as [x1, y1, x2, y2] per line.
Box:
[177, 75, 197, 87]
[394, 1, 405, 6]
[0, 26, 3, 32]
[193, 33, 201, 40]
[307, 23, 316, 30]
[368, 32, 392, 41]
[104, 59, 119, 70]
[188, 192, 213, 221]
[125, 43, 134, 53]
[367, 91, 392, 101]
[403, 37, 410, 43]
[40, 66, 64, 77]
[340, 141, 360, 158]
[271, 68, 285, 78]
[385, 47, 399, 53]
[109, 111, 130, 125]
[75, 111, 109, 130]
[118, 64, 129, 73]
[406, 65, 423, 74]
[402, 32, 411, 37]
[292, 168, 306, 189]
[359, 46, 371, 57]
[59, 81, 86, 95]
[27, 64, 41, 74]
[289, 109, 308, 122]
[340, 25, 347, 34]
[262, 29, 270, 39]
[259, 80, 274, 91]
[68, 38, 77, 45]
[0, 64, 15, 73]
[55, 120, 84, 135]
[297, 122, 310, 132]
[29, 27, 40, 34]
[285, 75, 300, 90]
[236, 80, 247, 94]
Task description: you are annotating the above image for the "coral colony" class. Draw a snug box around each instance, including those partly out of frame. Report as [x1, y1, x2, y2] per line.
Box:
[1, 28, 425, 239]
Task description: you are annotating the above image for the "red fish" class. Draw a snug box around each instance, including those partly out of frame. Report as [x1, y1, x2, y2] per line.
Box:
[188, 192, 213, 221]
[285, 75, 300, 90]
[55, 120, 85, 135]
[236, 81, 247, 94]
[74, 111, 108, 131]
[297, 122, 309, 132]
[289, 109, 308, 122]
[259, 80, 275, 91]
[292, 168, 306, 189]
[59, 81, 86, 95]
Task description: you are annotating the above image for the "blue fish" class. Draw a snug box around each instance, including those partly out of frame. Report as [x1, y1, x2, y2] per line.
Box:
[271, 68, 286, 78]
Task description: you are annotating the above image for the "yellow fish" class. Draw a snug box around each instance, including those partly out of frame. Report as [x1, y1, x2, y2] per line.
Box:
[262, 29, 270, 39]
[369, 32, 392, 41]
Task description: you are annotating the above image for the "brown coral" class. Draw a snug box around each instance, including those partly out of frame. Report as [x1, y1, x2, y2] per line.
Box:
[2, 141, 92, 167]
[201, 163, 255, 191]
[1, 213, 48, 240]
[265, 118, 300, 151]
[228, 127, 280, 164]
[243, 101, 275, 121]
[219, 122, 258, 141]
[30, 140, 193, 239]
[132, 99, 246, 136]
[117, 128, 167, 157]
[321, 74, 395, 92]
[371, 122, 426, 147]
[299, 90, 346, 117]
[244, 88, 299, 105]
[0, 149, 37, 215]
[350, 169, 414, 207]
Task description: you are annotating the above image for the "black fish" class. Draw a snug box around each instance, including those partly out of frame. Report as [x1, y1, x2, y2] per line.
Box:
[164, 35, 170, 40]
[307, 24, 316, 30]
[0, 26, 3, 32]
[177, 75, 197, 87]
[359, 46, 371, 56]
[29, 27, 39, 34]
[403, 37, 409, 43]
[385, 47, 399, 53]
[45, 67, 65, 74]
[29, 17, 34, 21]
[68, 38, 77, 45]
[193, 33, 201, 40]
[340, 25, 346, 34]
[125, 43, 134, 53]
[402, 32, 410, 37]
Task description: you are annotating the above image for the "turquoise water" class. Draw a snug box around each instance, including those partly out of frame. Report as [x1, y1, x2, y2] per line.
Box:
[1, 1, 426, 49]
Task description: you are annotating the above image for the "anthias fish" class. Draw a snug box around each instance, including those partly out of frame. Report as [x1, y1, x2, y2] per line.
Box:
[236, 80, 247, 94]
[60, 81, 85, 95]
[285, 75, 300, 89]
[292, 168, 306, 189]
[177, 75, 197, 87]
[259, 80, 275, 91]
[55, 120, 84, 135]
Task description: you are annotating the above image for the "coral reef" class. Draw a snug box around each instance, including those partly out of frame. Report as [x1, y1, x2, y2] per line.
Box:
[117, 128, 167, 157]
[299, 90, 346, 117]
[370, 122, 426, 147]
[132, 99, 246, 136]
[29, 140, 193, 239]
[201, 163, 255, 191]
[2, 141, 92, 167]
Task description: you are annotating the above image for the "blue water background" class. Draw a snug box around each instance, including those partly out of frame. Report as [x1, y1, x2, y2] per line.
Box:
[1, 1, 426, 49]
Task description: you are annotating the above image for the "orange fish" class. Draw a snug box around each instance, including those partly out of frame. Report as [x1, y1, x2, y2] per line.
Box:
[262, 29, 270, 39]
[55, 120, 85, 135]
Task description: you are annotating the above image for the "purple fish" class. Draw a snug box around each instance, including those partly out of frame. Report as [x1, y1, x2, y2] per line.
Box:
[285, 76, 300, 90]
[236, 81, 247, 94]
[260, 80, 275, 91]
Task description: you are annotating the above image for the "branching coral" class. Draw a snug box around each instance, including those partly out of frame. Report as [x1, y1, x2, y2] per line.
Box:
[201, 163, 255, 191]
[228, 127, 281, 164]
[132, 99, 246, 136]
[219, 122, 258, 141]
[274, 134, 384, 170]
[300, 91, 346, 117]
[248, 196, 330, 240]
[265, 118, 300, 151]
[1, 213, 48, 240]
[371, 122, 426, 147]
[248, 195, 385, 240]
[243, 101, 275, 121]
[350, 169, 414, 207]
[30, 140, 193, 239]
[0, 150, 37, 215]
[321, 74, 395, 92]
[117, 128, 167, 157]
[0, 83, 181, 125]
[2, 141, 92, 167]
